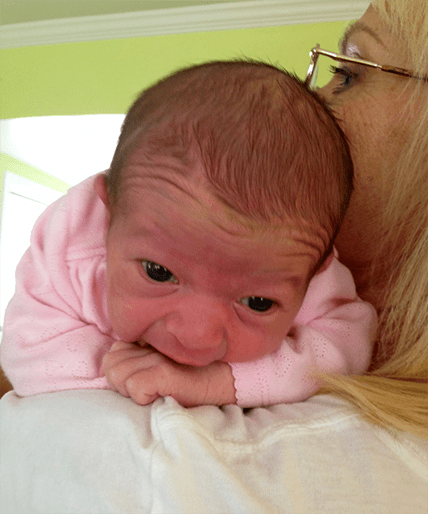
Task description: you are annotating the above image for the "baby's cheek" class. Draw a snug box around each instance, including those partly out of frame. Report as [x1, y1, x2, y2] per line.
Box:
[106, 291, 139, 341]
[262, 326, 289, 355]
[225, 321, 286, 363]
[251, 310, 298, 358]
[105, 268, 136, 336]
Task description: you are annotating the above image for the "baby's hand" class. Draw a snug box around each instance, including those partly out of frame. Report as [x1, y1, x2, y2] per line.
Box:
[102, 341, 236, 407]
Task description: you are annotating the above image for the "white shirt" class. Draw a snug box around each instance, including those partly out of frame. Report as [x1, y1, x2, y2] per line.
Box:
[1, 390, 427, 513]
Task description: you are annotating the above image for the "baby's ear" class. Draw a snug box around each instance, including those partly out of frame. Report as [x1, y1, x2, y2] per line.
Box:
[314, 251, 334, 275]
[94, 173, 109, 208]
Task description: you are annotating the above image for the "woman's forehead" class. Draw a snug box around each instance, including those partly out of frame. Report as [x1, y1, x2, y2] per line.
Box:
[346, 6, 410, 66]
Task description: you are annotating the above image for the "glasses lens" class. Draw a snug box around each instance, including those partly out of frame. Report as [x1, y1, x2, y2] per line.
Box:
[306, 52, 318, 89]
[313, 54, 363, 90]
[310, 55, 339, 89]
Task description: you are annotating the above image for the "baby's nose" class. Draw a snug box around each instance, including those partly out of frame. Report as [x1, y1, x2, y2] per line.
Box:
[165, 296, 227, 352]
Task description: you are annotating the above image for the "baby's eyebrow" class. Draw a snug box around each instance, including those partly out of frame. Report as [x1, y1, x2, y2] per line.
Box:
[259, 270, 303, 288]
[340, 21, 386, 53]
[129, 225, 154, 239]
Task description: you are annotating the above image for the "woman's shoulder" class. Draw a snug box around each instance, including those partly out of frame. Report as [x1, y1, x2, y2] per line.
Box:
[1, 390, 427, 513]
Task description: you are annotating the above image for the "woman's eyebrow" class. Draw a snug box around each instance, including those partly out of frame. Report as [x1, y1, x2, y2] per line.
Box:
[339, 21, 386, 53]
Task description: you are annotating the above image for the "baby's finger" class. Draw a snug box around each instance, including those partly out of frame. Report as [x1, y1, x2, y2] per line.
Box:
[125, 366, 168, 406]
[104, 351, 167, 398]
[108, 340, 149, 354]
[102, 342, 155, 375]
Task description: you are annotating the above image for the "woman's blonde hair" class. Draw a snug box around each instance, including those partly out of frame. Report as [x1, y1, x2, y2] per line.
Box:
[319, 0, 428, 439]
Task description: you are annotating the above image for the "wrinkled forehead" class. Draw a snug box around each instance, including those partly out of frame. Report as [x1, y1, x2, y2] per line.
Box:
[115, 164, 329, 262]
[117, 154, 206, 217]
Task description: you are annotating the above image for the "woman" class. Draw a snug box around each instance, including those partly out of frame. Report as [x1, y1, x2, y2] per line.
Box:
[1, 1, 427, 512]
[312, 0, 428, 438]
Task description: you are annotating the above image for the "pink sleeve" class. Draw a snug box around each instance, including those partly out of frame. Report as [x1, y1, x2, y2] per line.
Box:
[230, 249, 378, 408]
[0, 175, 116, 396]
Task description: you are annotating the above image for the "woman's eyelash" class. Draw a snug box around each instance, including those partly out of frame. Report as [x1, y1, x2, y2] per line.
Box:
[330, 65, 358, 79]
[329, 65, 359, 91]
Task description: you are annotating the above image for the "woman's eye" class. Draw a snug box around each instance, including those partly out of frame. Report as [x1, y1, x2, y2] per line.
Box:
[141, 261, 178, 284]
[240, 296, 275, 312]
[329, 65, 359, 92]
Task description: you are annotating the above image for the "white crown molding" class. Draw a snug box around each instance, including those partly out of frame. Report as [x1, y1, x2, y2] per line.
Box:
[0, 0, 369, 49]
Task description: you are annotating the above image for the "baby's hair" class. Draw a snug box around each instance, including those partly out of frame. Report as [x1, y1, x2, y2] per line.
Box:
[106, 60, 353, 271]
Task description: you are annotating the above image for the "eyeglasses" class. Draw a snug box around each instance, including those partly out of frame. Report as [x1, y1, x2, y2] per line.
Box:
[305, 44, 428, 90]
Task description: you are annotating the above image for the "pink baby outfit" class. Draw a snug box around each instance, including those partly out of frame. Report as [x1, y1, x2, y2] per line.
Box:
[1, 174, 377, 407]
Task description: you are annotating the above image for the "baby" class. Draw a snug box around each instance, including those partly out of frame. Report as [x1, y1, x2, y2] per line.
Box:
[1, 61, 377, 408]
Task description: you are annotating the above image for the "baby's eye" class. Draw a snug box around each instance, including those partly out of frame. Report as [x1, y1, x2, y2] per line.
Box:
[240, 296, 275, 312]
[141, 261, 178, 284]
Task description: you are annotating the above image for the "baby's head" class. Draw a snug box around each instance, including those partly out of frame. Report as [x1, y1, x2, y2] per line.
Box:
[95, 61, 353, 366]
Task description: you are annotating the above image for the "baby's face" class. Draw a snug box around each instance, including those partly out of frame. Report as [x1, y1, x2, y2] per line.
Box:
[99, 171, 326, 367]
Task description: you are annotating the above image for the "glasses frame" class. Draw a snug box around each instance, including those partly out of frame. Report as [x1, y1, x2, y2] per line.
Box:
[305, 44, 428, 89]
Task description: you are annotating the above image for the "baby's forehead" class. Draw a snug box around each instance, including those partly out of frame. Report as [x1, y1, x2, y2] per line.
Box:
[117, 167, 327, 255]
[118, 158, 207, 211]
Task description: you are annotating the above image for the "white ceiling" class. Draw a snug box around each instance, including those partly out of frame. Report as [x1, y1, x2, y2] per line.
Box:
[0, 0, 257, 25]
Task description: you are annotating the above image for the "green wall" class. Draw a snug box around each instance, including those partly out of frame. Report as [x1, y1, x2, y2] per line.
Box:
[0, 19, 351, 197]
[1, 21, 349, 119]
